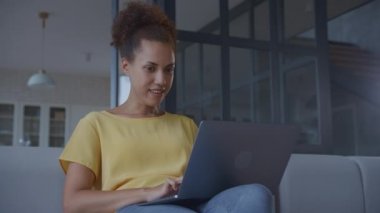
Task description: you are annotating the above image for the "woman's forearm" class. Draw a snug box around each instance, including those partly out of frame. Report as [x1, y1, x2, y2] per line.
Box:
[62, 163, 177, 213]
[63, 163, 154, 213]
[63, 187, 150, 213]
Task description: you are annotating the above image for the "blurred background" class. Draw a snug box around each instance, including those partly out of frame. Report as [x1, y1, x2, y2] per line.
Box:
[1, 0, 380, 156]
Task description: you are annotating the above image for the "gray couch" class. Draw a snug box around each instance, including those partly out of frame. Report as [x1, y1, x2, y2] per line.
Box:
[279, 154, 380, 213]
[0, 147, 379, 213]
[0, 147, 64, 213]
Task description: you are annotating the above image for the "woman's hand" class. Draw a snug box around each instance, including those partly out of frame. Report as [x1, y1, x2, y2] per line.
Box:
[145, 177, 183, 202]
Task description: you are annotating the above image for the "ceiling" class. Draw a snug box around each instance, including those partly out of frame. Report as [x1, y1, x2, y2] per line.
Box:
[0, 0, 238, 78]
[0, 0, 113, 77]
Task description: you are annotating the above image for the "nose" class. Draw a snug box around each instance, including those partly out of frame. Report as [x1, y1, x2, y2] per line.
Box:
[154, 70, 167, 86]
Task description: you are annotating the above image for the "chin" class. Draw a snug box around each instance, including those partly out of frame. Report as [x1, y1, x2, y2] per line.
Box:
[146, 99, 164, 107]
[147, 95, 166, 105]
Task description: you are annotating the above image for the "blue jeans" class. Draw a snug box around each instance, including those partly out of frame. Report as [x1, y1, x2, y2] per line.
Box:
[118, 184, 273, 213]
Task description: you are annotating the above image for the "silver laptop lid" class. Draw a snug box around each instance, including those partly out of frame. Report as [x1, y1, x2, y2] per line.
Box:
[178, 120, 299, 200]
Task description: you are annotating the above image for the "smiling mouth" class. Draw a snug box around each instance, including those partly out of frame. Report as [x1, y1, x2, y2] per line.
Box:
[149, 89, 165, 96]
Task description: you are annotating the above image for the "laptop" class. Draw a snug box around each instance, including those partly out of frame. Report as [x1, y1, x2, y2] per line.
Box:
[140, 120, 299, 206]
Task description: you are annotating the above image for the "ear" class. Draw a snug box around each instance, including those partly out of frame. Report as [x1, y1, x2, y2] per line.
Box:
[121, 58, 130, 76]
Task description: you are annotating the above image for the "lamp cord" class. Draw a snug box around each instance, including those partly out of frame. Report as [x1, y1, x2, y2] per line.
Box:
[41, 21, 45, 71]
[39, 12, 49, 72]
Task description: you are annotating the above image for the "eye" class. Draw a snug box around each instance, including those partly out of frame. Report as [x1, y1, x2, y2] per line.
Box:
[165, 66, 175, 74]
[144, 65, 156, 72]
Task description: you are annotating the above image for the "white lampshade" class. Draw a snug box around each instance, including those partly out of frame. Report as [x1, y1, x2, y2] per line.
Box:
[27, 69, 55, 88]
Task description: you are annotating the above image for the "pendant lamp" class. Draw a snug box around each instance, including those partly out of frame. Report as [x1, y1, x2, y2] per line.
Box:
[27, 12, 55, 88]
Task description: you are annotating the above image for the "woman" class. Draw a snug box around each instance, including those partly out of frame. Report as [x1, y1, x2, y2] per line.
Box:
[59, 2, 273, 213]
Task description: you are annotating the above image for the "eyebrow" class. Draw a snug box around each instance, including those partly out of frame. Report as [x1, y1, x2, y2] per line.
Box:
[146, 61, 175, 68]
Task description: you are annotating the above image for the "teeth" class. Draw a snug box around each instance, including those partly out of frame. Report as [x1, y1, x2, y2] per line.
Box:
[150, 89, 163, 94]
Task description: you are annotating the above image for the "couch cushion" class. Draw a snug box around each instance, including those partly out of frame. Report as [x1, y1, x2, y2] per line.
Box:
[350, 157, 380, 213]
[0, 147, 64, 213]
[279, 154, 365, 213]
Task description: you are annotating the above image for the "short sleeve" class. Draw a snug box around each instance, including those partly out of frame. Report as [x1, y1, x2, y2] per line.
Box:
[184, 117, 198, 146]
[59, 114, 101, 180]
[190, 119, 198, 143]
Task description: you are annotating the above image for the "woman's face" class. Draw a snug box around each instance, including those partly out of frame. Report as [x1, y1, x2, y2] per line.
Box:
[122, 39, 175, 108]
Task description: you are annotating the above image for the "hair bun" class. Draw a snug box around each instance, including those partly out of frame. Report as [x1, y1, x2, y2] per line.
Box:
[111, 1, 175, 51]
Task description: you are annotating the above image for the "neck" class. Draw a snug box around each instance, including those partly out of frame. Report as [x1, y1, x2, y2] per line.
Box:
[114, 101, 163, 118]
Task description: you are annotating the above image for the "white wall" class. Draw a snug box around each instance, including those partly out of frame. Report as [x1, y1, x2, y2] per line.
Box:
[118, 75, 131, 105]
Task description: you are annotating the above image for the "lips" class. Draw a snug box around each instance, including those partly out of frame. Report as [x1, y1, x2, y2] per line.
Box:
[149, 88, 165, 95]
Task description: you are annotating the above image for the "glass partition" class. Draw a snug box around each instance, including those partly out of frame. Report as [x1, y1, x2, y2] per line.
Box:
[228, 0, 270, 40]
[176, 42, 222, 122]
[176, 0, 220, 34]
[282, 0, 316, 46]
[282, 55, 319, 145]
[230, 47, 271, 123]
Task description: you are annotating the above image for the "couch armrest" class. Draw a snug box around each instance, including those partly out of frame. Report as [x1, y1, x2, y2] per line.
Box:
[279, 154, 365, 213]
[350, 157, 380, 213]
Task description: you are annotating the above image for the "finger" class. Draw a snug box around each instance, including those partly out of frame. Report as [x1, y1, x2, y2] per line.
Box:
[166, 178, 177, 190]
[175, 176, 183, 184]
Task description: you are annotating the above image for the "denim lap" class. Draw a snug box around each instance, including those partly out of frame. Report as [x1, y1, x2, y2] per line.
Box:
[198, 184, 273, 213]
[118, 204, 197, 213]
[118, 184, 273, 213]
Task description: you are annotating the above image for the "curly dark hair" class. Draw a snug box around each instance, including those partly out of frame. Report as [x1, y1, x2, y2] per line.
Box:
[111, 1, 176, 61]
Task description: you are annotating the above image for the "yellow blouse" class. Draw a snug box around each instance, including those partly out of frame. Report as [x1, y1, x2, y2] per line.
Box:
[59, 111, 198, 191]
